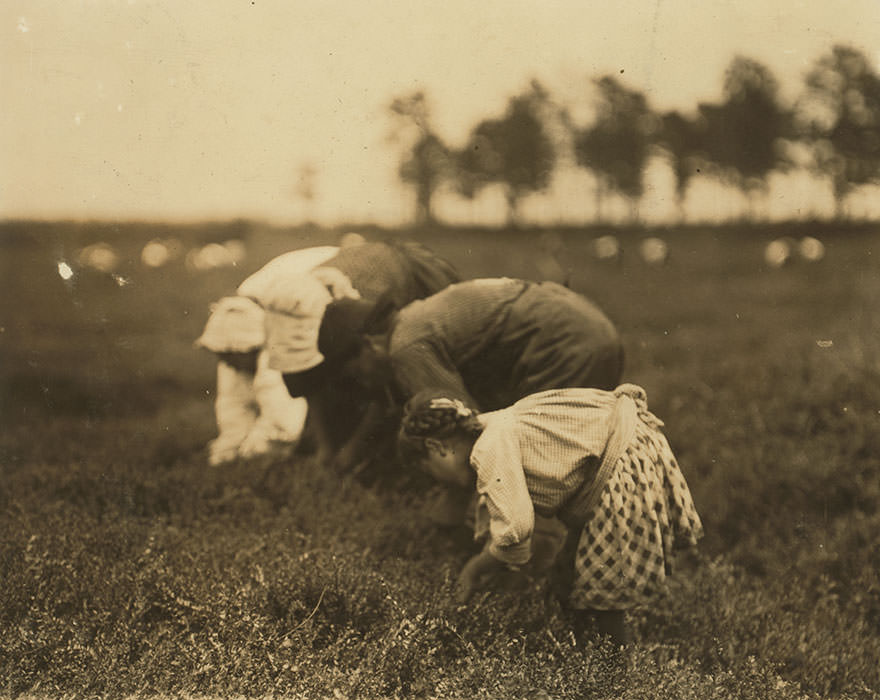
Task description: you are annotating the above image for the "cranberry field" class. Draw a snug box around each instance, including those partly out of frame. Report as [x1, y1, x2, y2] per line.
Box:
[1, 220, 878, 699]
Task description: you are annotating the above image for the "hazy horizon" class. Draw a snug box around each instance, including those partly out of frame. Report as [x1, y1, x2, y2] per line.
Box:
[3, 0, 879, 226]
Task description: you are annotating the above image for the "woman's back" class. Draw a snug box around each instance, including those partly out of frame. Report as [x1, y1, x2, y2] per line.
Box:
[389, 279, 624, 410]
[318, 240, 459, 307]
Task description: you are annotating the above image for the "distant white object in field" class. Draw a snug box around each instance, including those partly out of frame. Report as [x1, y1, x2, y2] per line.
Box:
[184, 248, 202, 271]
[57, 261, 74, 280]
[764, 238, 793, 268]
[640, 237, 668, 265]
[339, 232, 367, 248]
[186, 243, 237, 272]
[592, 235, 620, 261]
[184, 240, 245, 272]
[535, 231, 568, 284]
[77, 242, 120, 273]
[799, 236, 826, 262]
[142, 238, 185, 268]
[223, 239, 247, 265]
[141, 239, 172, 268]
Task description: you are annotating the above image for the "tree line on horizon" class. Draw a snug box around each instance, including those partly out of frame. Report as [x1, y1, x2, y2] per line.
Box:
[383, 44, 880, 227]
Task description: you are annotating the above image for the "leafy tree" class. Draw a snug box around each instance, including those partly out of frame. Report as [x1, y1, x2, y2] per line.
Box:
[697, 57, 791, 219]
[572, 76, 656, 223]
[294, 162, 318, 223]
[657, 110, 703, 223]
[799, 45, 880, 219]
[388, 91, 452, 225]
[456, 81, 557, 226]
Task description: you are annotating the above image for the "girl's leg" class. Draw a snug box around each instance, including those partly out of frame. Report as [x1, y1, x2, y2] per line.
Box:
[571, 609, 629, 648]
[571, 609, 628, 695]
[559, 518, 629, 647]
[594, 609, 629, 646]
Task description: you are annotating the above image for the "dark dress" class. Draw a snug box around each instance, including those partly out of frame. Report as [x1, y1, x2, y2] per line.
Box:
[285, 240, 460, 461]
[318, 240, 459, 308]
[389, 278, 624, 410]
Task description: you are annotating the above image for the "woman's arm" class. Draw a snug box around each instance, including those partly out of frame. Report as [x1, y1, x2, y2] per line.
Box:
[210, 361, 258, 465]
[330, 399, 387, 473]
[471, 419, 535, 567]
[391, 339, 478, 408]
[242, 352, 309, 454]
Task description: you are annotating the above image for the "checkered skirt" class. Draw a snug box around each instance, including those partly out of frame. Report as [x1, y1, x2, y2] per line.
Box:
[567, 420, 703, 610]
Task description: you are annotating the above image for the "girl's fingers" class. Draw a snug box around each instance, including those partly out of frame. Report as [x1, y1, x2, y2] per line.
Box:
[454, 574, 475, 603]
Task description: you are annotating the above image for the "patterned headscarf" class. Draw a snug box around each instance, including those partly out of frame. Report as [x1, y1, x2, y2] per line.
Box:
[398, 389, 483, 461]
[401, 396, 475, 439]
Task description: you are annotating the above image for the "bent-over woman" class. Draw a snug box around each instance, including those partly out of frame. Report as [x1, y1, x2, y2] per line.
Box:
[195, 245, 339, 466]
[260, 239, 460, 472]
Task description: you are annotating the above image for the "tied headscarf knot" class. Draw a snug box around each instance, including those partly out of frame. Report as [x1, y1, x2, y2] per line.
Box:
[613, 383, 664, 430]
[559, 382, 661, 525]
[428, 397, 473, 419]
[402, 396, 475, 439]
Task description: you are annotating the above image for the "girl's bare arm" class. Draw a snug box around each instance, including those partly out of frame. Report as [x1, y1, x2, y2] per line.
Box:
[454, 547, 506, 603]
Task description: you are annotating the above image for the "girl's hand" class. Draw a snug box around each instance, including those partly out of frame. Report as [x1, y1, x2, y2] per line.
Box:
[331, 442, 359, 473]
[454, 564, 481, 603]
[454, 549, 505, 603]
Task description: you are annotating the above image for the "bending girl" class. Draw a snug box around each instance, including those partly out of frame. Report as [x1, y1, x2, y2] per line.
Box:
[398, 384, 703, 646]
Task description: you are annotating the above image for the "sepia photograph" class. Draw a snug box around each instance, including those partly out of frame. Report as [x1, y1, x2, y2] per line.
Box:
[1, 1, 879, 698]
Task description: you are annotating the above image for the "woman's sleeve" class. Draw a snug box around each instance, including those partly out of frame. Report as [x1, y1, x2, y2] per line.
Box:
[472, 420, 535, 566]
[246, 351, 309, 448]
[391, 339, 478, 407]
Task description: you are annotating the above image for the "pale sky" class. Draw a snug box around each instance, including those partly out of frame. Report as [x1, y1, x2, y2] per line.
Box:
[2, 0, 879, 225]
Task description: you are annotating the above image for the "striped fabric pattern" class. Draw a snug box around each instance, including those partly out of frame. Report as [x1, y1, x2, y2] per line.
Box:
[467, 386, 703, 611]
[470, 388, 619, 565]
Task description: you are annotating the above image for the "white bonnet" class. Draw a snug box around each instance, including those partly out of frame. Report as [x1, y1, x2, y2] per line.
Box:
[195, 296, 265, 353]
[261, 274, 335, 373]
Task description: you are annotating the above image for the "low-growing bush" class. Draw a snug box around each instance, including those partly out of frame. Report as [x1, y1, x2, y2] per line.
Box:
[2, 223, 878, 698]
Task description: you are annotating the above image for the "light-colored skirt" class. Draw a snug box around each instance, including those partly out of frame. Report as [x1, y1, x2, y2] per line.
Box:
[567, 419, 703, 610]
